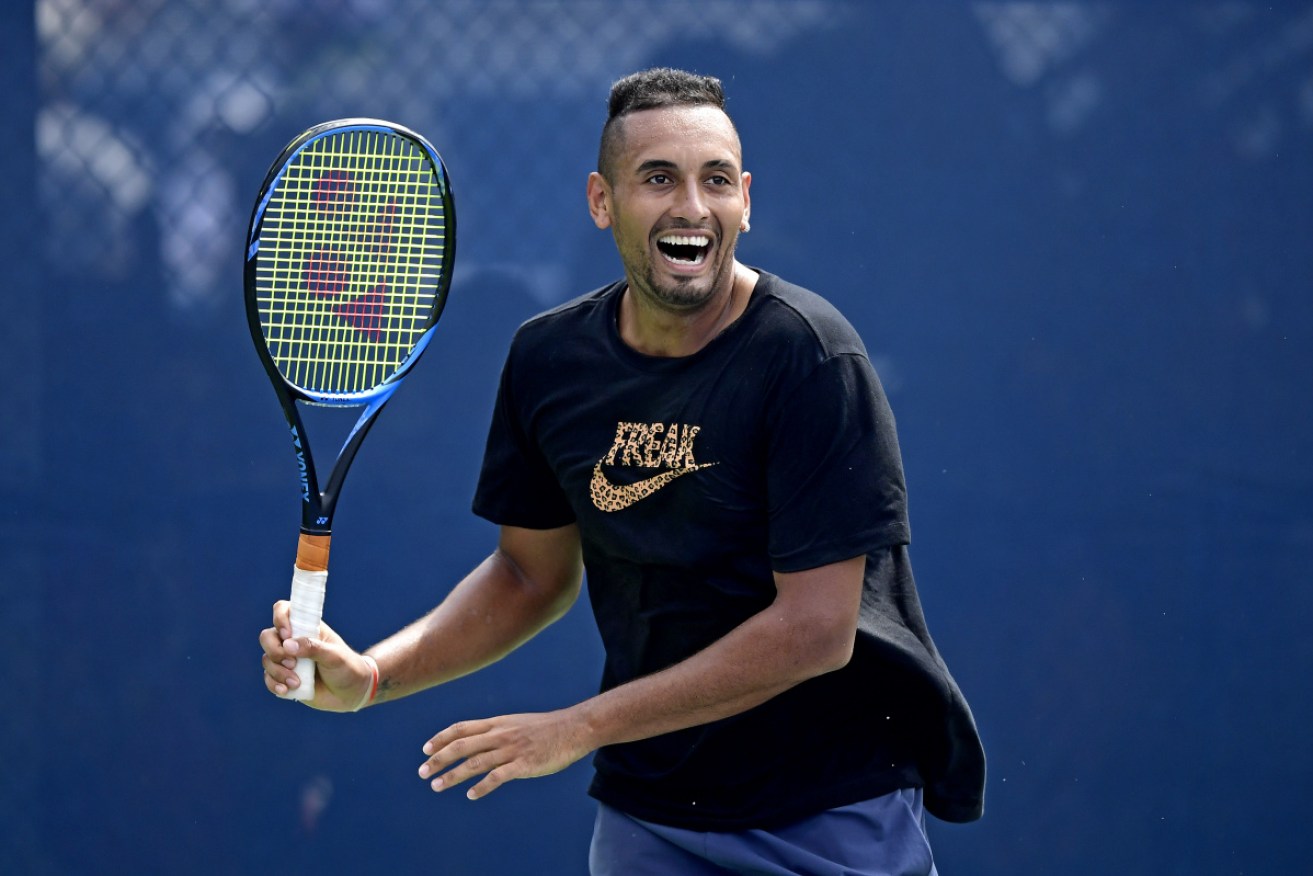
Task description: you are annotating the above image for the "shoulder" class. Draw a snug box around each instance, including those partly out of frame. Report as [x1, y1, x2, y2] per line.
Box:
[504, 279, 622, 362]
[747, 270, 870, 361]
[517, 279, 619, 337]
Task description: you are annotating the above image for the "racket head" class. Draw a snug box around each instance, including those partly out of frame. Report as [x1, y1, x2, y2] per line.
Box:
[244, 119, 456, 408]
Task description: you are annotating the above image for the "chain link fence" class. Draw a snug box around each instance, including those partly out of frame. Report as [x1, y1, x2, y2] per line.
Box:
[36, 0, 850, 317]
[37, 1, 1313, 321]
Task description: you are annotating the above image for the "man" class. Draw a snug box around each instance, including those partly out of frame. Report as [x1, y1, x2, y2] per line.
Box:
[261, 67, 984, 875]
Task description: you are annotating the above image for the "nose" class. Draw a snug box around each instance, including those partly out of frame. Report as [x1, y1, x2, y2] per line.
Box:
[671, 178, 709, 223]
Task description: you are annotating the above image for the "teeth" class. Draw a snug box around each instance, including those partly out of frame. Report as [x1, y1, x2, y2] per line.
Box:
[659, 234, 710, 247]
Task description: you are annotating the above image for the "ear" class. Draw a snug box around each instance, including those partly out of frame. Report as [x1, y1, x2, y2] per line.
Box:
[740, 171, 752, 227]
[587, 172, 613, 230]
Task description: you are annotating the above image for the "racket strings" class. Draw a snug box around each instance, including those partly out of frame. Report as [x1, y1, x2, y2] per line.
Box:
[255, 129, 449, 395]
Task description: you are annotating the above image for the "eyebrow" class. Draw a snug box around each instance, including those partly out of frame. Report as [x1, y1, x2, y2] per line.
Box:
[635, 158, 740, 173]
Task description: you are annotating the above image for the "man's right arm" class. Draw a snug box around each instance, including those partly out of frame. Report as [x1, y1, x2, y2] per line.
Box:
[367, 523, 584, 702]
[260, 523, 583, 708]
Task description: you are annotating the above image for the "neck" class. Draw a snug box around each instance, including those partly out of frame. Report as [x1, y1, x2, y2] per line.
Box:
[619, 263, 758, 357]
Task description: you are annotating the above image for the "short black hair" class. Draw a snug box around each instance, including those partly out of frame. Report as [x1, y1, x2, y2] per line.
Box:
[597, 67, 733, 182]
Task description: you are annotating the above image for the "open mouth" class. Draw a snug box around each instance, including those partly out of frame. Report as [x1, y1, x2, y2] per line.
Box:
[656, 233, 711, 266]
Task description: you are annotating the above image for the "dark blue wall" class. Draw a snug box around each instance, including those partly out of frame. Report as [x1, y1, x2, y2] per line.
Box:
[4, 3, 1311, 873]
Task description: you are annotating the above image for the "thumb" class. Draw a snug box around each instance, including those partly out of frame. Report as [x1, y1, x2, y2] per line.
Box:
[285, 635, 366, 711]
[285, 632, 344, 667]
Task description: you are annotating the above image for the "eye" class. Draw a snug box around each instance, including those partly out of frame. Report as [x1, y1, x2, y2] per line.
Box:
[645, 173, 672, 185]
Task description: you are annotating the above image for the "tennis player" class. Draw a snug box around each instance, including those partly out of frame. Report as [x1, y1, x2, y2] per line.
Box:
[261, 67, 984, 875]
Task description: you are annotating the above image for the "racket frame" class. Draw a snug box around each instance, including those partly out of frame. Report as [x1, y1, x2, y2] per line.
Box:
[243, 118, 455, 537]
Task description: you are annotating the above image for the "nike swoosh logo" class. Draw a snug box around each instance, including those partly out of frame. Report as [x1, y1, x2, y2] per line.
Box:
[590, 461, 716, 512]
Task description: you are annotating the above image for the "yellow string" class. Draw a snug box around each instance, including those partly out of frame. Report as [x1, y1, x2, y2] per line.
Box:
[255, 129, 448, 394]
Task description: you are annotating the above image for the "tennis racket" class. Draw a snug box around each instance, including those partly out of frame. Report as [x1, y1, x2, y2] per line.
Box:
[245, 118, 455, 701]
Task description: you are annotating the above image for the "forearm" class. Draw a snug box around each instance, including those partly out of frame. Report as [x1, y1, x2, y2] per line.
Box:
[571, 564, 861, 749]
[569, 559, 866, 751]
[368, 542, 581, 703]
[412, 556, 864, 799]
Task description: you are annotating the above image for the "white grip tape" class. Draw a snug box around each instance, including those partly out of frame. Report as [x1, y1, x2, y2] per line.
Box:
[284, 566, 327, 702]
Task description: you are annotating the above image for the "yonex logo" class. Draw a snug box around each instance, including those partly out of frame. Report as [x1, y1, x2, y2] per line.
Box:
[290, 425, 311, 502]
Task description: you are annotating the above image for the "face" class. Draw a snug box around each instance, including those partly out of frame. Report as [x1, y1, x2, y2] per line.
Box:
[588, 105, 751, 313]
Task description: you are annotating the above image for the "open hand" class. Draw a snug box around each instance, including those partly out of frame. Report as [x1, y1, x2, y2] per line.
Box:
[418, 710, 595, 799]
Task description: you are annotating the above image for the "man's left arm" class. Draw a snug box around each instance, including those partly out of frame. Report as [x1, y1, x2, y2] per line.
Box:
[416, 554, 865, 799]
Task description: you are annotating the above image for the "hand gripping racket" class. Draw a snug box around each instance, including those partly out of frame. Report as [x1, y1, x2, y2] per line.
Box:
[245, 119, 455, 701]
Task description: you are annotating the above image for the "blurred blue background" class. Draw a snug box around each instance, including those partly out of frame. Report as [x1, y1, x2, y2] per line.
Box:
[3, 2, 1311, 873]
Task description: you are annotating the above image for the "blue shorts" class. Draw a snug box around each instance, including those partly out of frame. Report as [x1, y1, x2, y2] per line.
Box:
[588, 787, 938, 876]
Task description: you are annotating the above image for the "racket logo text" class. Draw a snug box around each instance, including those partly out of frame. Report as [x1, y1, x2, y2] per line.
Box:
[291, 425, 311, 502]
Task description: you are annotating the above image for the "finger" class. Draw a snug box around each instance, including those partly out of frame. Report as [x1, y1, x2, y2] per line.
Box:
[417, 722, 497, 781]
[426, 749, 506, 794]
[271, 600, 294, 640]
[284, 634, 346, 672]
[261, 652, 299, 696]
[259, 627, 298, 669]
[261, 649, 300, 684]
[417, 735, 484, 781]
[466, 765, 514, 800]
[422, 719, 491, 759]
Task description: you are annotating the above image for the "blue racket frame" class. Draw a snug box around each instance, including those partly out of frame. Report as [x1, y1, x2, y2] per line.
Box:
[244, 118, 455, 535]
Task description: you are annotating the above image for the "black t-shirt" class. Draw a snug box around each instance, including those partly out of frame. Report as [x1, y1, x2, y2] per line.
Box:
[473, 270, 985, 829]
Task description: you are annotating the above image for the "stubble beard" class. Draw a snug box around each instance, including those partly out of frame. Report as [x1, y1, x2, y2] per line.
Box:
[627, 230, 737, 315]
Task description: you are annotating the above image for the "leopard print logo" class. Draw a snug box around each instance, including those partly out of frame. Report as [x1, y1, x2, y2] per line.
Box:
[589, 421, 716, 512]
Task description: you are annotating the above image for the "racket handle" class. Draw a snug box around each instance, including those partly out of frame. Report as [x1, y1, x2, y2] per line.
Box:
[283, 533, 331, 702]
